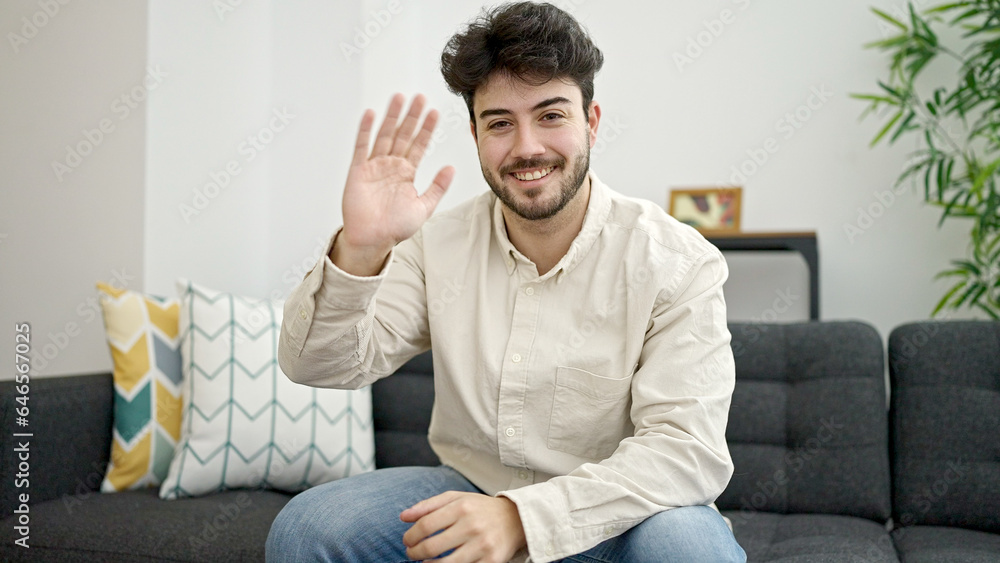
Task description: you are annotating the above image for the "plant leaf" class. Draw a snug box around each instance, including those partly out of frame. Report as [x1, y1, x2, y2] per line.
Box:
[872, 110, 904, 146]
[933, 279, 968, 315]
[872, 7, 909, 31]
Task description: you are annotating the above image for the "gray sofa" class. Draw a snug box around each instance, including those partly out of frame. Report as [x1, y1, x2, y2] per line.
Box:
[2, 321, 998, 562]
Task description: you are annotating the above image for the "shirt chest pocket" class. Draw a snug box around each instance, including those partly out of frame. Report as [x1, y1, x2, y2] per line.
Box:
[546, 366, 634, 461]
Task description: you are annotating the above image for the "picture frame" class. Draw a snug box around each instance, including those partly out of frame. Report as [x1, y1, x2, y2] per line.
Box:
[668, 187, 743, 234]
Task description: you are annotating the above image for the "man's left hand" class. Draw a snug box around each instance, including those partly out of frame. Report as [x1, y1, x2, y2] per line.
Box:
[400, 491, 527, 562]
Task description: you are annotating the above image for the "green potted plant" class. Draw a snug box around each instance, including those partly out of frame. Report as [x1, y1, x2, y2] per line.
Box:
[855, 1, 1000, 318]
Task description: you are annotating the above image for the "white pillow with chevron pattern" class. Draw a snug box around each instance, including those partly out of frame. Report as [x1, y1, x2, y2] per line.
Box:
[159, 280, 375, 499]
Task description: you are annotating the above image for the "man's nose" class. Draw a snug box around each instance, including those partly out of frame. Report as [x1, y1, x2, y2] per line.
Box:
[512, 126, 546, 159]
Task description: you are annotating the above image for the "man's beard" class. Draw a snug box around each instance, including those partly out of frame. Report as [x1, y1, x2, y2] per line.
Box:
[481, 144, 590, 221]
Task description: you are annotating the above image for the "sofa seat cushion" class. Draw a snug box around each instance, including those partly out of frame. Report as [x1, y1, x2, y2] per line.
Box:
[891, 525, 1000, 563]
[0, 488, 291, 562]
[723, 511, 899, 562]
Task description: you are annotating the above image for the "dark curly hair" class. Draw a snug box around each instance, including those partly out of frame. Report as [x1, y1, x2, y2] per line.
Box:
[441, 2, 604, 124]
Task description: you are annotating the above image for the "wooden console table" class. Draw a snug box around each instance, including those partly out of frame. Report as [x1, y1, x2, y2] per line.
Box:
[705, 231, 819, 320]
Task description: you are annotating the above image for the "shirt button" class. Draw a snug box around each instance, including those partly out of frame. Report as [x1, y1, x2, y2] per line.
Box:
[604, 526, 615, 537]
[511, 353, 521, 363]
[525, 287, 534, 296]
[298, 310, 307, 320]
[506, 258, 514, 268]
[518, 470, 528, 480]
[505, 427, 516, 437]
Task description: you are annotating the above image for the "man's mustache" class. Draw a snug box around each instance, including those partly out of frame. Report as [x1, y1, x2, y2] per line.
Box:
[498, 157, 565, 175]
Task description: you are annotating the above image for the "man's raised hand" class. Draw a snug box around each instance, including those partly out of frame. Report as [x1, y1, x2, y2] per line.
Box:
[332, 93, 455, 276]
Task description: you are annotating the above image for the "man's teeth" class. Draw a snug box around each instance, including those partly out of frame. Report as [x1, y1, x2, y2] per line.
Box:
[513, 167, 554, 181]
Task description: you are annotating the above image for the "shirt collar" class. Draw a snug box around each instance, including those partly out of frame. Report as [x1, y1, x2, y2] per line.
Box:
[492, 170, 613, 280]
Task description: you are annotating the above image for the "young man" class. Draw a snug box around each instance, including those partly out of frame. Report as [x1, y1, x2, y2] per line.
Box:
[267, 2, 745, 562]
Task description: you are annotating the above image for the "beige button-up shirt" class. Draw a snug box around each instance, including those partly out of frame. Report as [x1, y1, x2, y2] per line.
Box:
[279, 172, 735, 562]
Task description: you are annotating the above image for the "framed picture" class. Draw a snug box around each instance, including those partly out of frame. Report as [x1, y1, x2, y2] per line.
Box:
[668, 187, 742, 233]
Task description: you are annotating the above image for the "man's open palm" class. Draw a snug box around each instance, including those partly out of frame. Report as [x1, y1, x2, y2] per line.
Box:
[340, 93, 455, 256]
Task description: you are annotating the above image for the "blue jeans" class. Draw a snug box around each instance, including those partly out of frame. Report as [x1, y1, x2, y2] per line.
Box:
[266, 466, 746, 562]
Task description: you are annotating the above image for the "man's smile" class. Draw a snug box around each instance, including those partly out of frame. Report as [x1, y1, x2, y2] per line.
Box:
[512, 166, 556, 182]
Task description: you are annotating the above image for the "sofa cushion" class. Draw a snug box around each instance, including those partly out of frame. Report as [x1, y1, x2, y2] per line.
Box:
[95, 282, 183, 492]
[371, 350, 439, 468]
[891, 525, 1000, 562]
[724, 511, 898, 562]
[717, 321, 892, 522]
[159, 280, 375, 499]
[0, 488, 290, 562]
[888, 321, 1000, 534]
[0, 373, 113, 520]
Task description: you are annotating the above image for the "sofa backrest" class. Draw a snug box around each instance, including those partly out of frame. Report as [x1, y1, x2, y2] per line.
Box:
[888, 321, 1000, 534]
[717, 321, 892, 524]
[371, 351, 439, 468]
[0, 372, 114, 520]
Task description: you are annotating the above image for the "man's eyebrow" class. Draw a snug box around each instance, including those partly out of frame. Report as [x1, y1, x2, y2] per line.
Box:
[477, 97, 573, 120]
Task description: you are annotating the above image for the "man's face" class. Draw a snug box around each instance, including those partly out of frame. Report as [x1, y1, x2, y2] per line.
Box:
[472, 75, 600, 221]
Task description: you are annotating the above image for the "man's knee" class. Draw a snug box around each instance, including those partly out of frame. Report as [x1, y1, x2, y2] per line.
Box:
[633, 506, 746, 562]
[267, 484, 358, 560]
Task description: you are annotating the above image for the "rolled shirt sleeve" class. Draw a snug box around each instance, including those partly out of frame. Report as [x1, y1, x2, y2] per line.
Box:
[278, 228, 431, 389]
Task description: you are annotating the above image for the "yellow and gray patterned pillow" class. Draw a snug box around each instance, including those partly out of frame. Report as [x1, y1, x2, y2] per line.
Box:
[96, 282, 183, 492]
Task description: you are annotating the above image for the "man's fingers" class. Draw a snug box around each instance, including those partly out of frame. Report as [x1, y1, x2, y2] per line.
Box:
[390, 94, 426, 156]
[400, 490, 459, 523]
[401, 501, 458, 549]
[351, 109, 376, 168]
[371, 93, 405, 156]
[405, 526, 469, 562]
[406, 109, 440, 166]
[419, 166, 456, 215]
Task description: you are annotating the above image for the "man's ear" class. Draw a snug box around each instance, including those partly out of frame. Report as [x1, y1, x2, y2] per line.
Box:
[587, 101, 602, 148]
[469, 120, 478, 144]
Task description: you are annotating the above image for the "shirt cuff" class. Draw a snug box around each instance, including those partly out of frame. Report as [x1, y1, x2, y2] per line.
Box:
[317, 229, 395, 311]
[281, 228, 393, 356]
[498, 482, 577, 562]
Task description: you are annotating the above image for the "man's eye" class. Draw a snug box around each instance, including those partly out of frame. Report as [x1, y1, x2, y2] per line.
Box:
[541, 113, 563, 121]
[489, 120, 511, 130]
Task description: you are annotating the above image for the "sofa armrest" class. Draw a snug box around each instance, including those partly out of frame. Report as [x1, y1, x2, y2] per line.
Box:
[0, 373, 113, 519]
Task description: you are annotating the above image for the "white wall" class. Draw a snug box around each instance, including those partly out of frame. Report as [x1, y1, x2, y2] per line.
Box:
[0, 0, 148, 378]
[1, 0, 976, 379]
